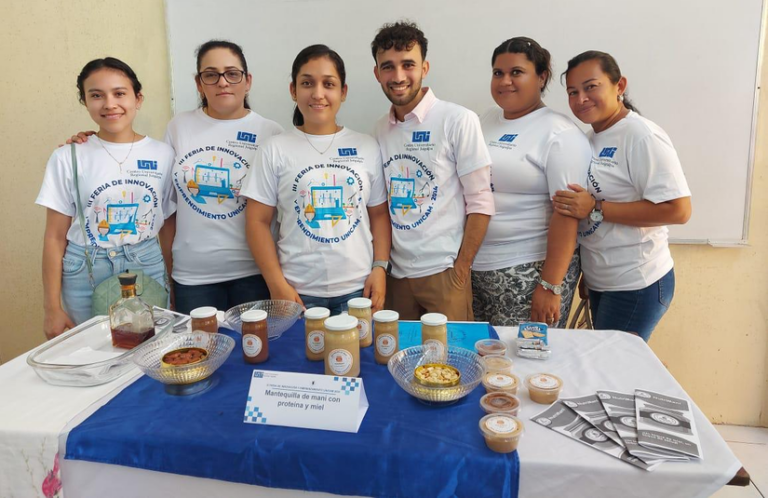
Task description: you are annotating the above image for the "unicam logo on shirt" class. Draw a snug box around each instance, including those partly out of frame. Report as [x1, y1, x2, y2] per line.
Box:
[137, 160, 157, 170]
[599, 147, 617, 158]
[338, 148, 358, 156]
[236, 131, 257, 143]
[499, 134, 518, 143]
[412, 131, 431, 143]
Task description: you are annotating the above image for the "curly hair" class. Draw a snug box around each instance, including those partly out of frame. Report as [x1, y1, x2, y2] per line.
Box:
[371, 21, 428, 62]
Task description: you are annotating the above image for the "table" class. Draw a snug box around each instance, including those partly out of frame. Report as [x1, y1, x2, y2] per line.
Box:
[0, 327, 741, 498]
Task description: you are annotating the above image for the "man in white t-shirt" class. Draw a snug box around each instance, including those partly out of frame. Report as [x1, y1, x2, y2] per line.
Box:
[371, 21, 495, 320]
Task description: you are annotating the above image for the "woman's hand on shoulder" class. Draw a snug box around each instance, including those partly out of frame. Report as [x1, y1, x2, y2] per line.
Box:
[60, 130, 96, 147]
[552, 184, 594, 220]
[44, 308, 75, 340]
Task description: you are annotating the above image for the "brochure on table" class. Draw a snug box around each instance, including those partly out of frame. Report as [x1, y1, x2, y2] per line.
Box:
[531, 401, 656, 471]
[244, 370, 368, 433]
[561, 394, 625, 448]
[634, 389, 702, 459]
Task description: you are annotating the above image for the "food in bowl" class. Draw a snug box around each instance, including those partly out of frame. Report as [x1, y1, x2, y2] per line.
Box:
[161, 347, 208, 367]
[413, 363, 461, 387]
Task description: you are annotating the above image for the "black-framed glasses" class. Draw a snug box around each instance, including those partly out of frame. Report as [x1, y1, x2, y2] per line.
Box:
[198, 70, 246, 85]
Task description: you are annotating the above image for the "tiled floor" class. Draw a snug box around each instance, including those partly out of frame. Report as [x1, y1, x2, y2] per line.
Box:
[711, 425, 768, 497]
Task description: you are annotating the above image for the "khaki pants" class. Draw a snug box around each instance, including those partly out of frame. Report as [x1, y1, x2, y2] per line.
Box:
[385, 267, 474, 321]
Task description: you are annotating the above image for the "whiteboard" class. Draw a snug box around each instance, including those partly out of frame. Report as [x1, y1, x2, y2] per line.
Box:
[165, 0, 765, 245]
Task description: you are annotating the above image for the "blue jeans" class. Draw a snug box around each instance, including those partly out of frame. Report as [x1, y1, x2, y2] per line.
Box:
[588, 268, 675, 342]
[61, 238, 167, 325]
[173, 274, 270, 315]
[299, 289, 364, 315]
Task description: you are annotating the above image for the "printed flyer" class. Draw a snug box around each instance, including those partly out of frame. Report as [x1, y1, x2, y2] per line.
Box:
[635, 389, 702, 459]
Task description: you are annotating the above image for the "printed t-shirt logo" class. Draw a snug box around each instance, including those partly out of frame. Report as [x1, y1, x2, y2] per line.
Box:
[237, 131, 257, 143]
[338, 148, 358, 156]
[412, 131, 431, 143]
[382, 153, 438, 231]
[499, 134, 518, 143]
[293, 163, 365, 245]
[599, 147, 617, 158]
[137, 160, 158, 170]
[85, 179, 161, 246]
[173, 147, 250, 221]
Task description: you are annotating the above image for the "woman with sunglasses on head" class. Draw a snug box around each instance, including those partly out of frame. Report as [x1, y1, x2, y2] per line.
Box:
[37, 58, 175, 338]
[242, 44, 391, 315]
[553, 51, 691, 341]
[69, 41, 283, 314]
[472, 37, 591, 327]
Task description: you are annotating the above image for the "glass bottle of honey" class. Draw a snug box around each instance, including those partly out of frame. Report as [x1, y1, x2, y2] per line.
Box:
[109, 272, 155, 349]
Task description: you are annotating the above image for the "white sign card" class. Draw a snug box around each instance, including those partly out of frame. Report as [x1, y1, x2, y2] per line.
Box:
[243, 370, 368, 433]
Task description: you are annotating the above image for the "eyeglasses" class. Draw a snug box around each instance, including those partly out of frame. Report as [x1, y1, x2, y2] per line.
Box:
[198, 70, 246, 85]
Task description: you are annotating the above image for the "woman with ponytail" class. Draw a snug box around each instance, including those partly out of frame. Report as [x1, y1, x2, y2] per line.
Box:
[553, 51, 692, 341]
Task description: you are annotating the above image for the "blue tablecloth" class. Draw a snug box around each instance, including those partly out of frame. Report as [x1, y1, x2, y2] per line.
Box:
[66, 321, 520, 498]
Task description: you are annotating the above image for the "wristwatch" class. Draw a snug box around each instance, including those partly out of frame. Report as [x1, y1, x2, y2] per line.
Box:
[539, 279, 563, 295]
[589, 199, 604, 222]
[372, 260, 392, 275]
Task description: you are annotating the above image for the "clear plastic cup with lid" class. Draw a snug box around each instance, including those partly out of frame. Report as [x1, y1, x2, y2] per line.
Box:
[482, 371, 520, 394]
[480, 354, 514, 375]
[479, 414, 524, 453]
[525, 373, 563, 404]
[475, 338, 507, 356]
[480, 392, 520, 415]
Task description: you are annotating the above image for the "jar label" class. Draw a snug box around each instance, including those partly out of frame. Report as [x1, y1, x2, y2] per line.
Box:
[487, 374, 515, 388]
[376, 333, 396, 356]
[530, 374, 559, 389]
[423, 339, 445, 356]
[243, 334, 262, 357]
[486, 416, 518, 435]
[307, 330, 324, 353]
[357, 319, 370, 340]
[327, 349, 353, 375]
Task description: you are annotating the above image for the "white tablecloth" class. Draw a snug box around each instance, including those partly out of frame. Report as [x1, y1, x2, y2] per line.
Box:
[1, 328, 741, 498]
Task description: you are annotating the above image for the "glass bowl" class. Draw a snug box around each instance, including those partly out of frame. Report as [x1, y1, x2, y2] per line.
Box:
[388, 345, 485, 404]
[132, 331, 235, 386]
[224, 300, 303, 340]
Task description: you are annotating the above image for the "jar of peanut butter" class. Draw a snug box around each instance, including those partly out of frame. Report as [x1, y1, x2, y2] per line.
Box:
[190, 306, 218, 334]
[421, 313, 448, 358]
[347, 297, 373, 348]
[304, 307, 330, 361]
[324, 315, 360, 377]
[372, 310, 399, 365]
[241, 309, 269, 364]
[525, 373, 563, 404]
[479, 414, 524, 453]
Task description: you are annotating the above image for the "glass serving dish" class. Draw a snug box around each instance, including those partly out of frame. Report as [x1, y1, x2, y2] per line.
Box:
[27, 314, 173, 387]
[388, 345, 485, 405]
[224, 300, 303, 340]
[132, 331, 234, 391]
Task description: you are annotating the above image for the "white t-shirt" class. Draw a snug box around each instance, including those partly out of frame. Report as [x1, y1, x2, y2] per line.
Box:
[164, 109, 283, 285]
[240, 127, 387, 297]
[474, 107, 591, 271]
[36, 137, 175, 248]
[374, 92, 492, 278]
[578, 111, 691, 291]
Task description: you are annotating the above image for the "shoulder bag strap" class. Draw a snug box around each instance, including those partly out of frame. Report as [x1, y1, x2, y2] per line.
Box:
[70, 143, 96, 288]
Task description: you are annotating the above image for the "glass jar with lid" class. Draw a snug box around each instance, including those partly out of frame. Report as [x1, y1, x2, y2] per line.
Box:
[304, 307, 330, 361]
[347, 297, 373, 348]
[421, 313, 448, 357]
[190, 306, 218, 334]
[324, 315, 360, 377]
[373, 310, 399, 365]
[242, 309, 269, 364]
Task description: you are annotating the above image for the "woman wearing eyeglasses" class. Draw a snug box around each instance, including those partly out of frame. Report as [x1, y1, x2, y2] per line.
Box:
[160, 41, 284, 313]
